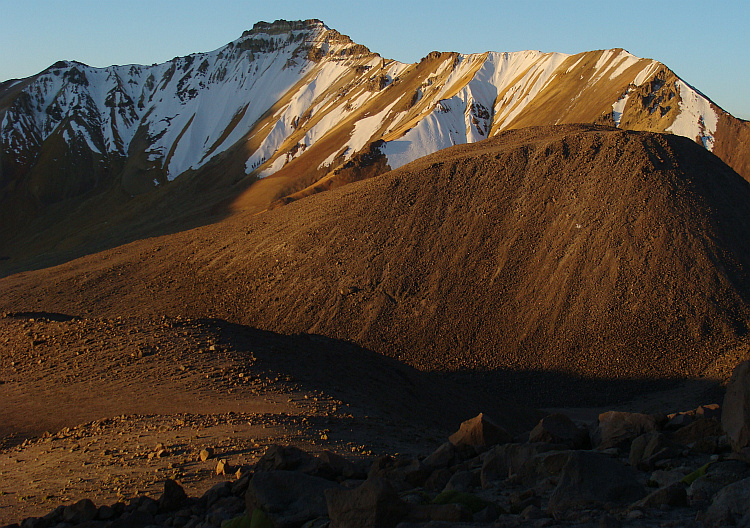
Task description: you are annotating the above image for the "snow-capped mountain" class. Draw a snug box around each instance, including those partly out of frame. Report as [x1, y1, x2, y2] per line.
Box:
[1, 19, 748, 215]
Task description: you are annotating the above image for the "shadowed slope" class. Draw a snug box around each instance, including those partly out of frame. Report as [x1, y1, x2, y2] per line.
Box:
[3, 124, 750, 390]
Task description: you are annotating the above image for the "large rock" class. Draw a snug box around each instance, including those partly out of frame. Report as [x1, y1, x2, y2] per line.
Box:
[517, 450, 573, 487]
[449, 413, 512, 449]
[62, 499, 98, 523]
[256, 444, 320, 474]
[632, 482, 688, 509]
[687, 460, 750, 504]
[422, 442, 457, 470]
[722, 360, 750, 451]
[629, 432, 683, 470]
[481, 443, 558, 487]
[592, 411, 659, 449]
[325, 477, 409, 528]
[245, 470, 340, 528]
[368, 456, 429, 489]
[672, 418, 724, 448]
[158, 479, 188, 512]
[529, 413, 588, 448]
[548, 451, 645, 512]
[703, 476, 750, 527]
[318, 450, 365, 480]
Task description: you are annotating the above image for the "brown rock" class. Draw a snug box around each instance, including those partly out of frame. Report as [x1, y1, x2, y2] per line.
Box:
[449, 413, 511, 450]
[199, 447, 214, 461]
[216, 459, 229, 475]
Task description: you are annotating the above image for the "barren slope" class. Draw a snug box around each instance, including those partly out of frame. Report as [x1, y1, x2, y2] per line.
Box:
[2, 125, 750, 398]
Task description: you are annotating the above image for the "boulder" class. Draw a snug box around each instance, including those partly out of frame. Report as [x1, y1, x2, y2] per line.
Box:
[703, 476, 750, 527]
[368, 456, 428, 489]
[256, 444, 320, 474]
[158, 479, 188, 512]
[529, 413, 588, 448]
[325, 477, 409, 528]
[547, 451, 645, 512]
[449, 413, 512, 450]
[697, 404, 722, 420]
[318, 450, 365, 480]
[424, 468, 453, 491]
[628, 432, 683, 470]
[517, 450, 573, 487]
[723, 361, 750, 451]
[480, 443, 558, 487]
[443, 470, 480, 492]
[632, 481, 688, 509]
[62, 499, 97, 523]
[671, 418, 723, 449]
[422, 442, 457, 469]
[687, 460, 750, 504]
[592, 411, 658, 449]
[245, 470, 340, 528]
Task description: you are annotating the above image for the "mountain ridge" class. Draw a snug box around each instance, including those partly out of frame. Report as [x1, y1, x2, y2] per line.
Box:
[1, 19, 749, 273]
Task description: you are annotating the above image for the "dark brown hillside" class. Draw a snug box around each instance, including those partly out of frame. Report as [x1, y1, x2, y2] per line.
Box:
[2, 124, 750, 402]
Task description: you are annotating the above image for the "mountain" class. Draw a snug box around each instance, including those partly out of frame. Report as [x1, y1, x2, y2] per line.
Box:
[2, 125, 750, 404]
[1, 19, 749, 272]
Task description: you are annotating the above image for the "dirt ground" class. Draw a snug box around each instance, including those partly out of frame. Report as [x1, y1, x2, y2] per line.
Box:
[0, 310, 727, 524]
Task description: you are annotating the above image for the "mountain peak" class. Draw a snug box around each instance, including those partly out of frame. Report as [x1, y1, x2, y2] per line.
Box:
[242, 19, 328, 38]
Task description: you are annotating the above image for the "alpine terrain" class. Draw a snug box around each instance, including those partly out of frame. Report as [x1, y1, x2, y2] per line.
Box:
[1, 19, 749, 273]
[4, 18, 750, 528]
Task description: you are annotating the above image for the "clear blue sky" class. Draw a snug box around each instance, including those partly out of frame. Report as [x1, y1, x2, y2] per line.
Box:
[1, 0, 748, 119]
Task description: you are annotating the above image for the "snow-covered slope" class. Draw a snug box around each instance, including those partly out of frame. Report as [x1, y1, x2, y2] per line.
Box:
[1, 19, 747, 213]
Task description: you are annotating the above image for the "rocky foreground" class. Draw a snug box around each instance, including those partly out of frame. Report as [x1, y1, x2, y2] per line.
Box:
[7, 360, 750, 528]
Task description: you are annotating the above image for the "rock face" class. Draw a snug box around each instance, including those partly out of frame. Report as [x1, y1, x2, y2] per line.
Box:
[547, 451, 645, 512]
[722, 360, 750, 451]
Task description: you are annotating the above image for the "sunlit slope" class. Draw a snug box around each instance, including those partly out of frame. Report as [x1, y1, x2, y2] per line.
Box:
[3, 125, 750, 383]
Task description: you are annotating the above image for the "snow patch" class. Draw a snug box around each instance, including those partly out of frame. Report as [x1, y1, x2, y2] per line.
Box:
[633, 61, 660, 86]
[608, 52, 641, 80]
[612, 92, 630, 127]
[667, 79, 718, 151]
[346, 99, 399, 159]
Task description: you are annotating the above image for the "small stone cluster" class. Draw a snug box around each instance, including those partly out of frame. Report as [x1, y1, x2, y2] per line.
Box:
[8, 360, 750, 528]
